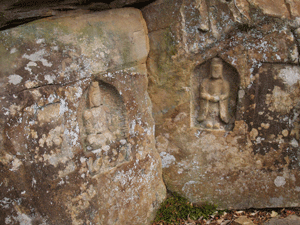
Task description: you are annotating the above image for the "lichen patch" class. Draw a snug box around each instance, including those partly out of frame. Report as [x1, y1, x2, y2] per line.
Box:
[8, 74, 22, 85]
[278, 66, 300, 87]
[274, 176, 286, 187]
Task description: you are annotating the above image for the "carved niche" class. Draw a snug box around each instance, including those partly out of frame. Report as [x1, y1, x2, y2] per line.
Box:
[191, 57, 239, 131]
[79, 80, 130, 175]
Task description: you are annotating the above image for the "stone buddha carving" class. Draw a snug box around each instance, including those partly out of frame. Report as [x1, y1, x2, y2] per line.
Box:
[80, 81, 130, 175]
[197, 57, 230, 130]
[83, 81, 116, 151]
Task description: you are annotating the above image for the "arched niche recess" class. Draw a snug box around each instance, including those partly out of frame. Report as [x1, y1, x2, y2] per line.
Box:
[78, 80, 130, 175]
[191, 57, 240, 131]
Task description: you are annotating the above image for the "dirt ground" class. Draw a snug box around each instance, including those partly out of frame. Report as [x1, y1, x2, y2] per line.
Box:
[153, 207, 300, 225]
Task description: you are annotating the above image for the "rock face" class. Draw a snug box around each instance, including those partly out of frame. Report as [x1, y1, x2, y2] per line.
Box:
[0, 0, 155, 30]
[142, 0, 300, 209]
[0, 8, 166, 224]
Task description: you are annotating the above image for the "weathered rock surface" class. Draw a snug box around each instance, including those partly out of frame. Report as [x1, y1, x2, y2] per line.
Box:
[142, 0, 300, 209]
[0, 8, 166, 224]
[0, 0, 155, 31]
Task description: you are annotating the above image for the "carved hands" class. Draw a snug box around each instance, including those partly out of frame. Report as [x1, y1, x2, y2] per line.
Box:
[219, 93, 229, 101]
[212, 95, 220, 102]
[200, 93, 229, 102]
[200, 93, 220, 102]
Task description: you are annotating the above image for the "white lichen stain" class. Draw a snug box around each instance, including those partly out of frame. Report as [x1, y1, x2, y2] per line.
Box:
[75, 86, 82, 99]
[64, 124, 80, 147]
[0, 197, 12, 209]
[24, 61, 37, 74]
[120, 139, 127, 145]
[80, 157, 87, 163]
[47, 94, 56, 103]
[274, 176, 286, 187]
[59, 99, 68, 115]
[22, 49, 52, 67]
[278, 66, 300, 87]
[2, 106, 9, 116]
[8, 74, 23, 85]
[36, 38, 45, 44]
[51, 46, 59, 51]
[129, 120, 136, 135]
[9, 158, 22, 171]
[10, 48, 17, 54]
[5, 216, 12, 224]
[15, 211, 33, 225]
[290, 138, 299, 148]
[32, 177, 36, 187]
[44, 74, 56, 84]
[182, 180, 197, 193]
[160, 152, 176, 168]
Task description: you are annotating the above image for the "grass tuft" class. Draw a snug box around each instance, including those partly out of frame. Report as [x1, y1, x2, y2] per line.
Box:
[153, 192, 219, 224]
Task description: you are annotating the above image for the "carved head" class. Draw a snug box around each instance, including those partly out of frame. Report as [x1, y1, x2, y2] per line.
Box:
[89, 81, 102, 107]
[211, 57, 223, 79]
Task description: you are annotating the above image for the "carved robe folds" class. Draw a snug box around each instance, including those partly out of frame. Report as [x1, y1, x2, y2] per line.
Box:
[198, 79, 230, 124]
[197, 58, 230, 130]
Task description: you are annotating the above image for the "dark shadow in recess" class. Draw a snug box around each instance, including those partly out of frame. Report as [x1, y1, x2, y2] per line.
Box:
[116, 0, 155, 9]
[0, 16, 51, 31]
[2, 0, 156, 31]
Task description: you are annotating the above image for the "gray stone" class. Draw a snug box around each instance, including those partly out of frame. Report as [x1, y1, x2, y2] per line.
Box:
[264, 215, 300, 225]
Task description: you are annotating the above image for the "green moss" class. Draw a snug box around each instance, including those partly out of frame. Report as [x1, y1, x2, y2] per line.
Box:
[0, 18, 72, 50]
[120, 38, 132, 67]
[153, 192, 220, 224]
[155, 28, 177, 76]
[0, 17, 103, 47]
[163, 29, 177, 57]
[77, 21, 105, 44]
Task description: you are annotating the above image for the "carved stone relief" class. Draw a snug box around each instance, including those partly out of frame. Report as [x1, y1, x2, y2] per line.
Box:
[79, 80, 130, 175]
[192, 57, 239, 131]
[143, 0, 300, 211]
[0, 8, 167, 225]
